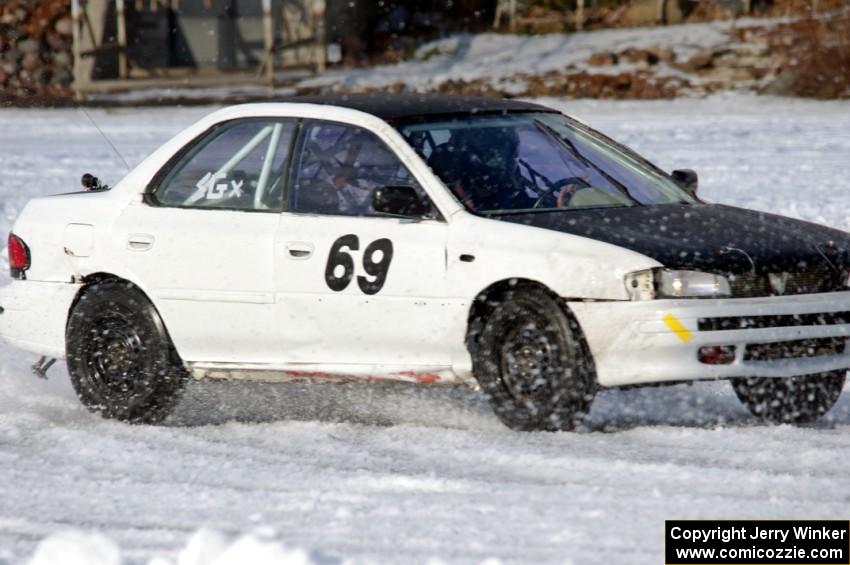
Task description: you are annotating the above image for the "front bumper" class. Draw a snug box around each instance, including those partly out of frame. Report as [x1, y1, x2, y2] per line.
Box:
[570, 291, 850, 387]
[0, 280, 81, 358]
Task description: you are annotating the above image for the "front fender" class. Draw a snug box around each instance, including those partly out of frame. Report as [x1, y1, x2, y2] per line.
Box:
[447, 213, 661, 300]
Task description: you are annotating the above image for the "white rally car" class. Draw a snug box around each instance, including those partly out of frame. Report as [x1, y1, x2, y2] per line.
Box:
[2, 94, 849, 430]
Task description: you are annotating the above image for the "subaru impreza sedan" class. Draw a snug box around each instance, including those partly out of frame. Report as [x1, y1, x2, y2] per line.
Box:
[1, 94, 848, 430]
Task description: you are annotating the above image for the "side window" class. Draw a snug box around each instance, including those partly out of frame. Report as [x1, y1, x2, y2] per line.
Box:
[153, 119, 296, 211]
[517, 125, 588, 193]
[290, 120, 430, 217]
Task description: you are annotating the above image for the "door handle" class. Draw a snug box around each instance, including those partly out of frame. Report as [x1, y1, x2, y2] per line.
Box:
[127, 233, 155, 251]
[285, 242, 314, 259]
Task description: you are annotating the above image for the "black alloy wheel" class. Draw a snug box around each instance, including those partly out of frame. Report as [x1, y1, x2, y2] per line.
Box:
[66, 280, 188, 424]
[471, 286, 597, 431]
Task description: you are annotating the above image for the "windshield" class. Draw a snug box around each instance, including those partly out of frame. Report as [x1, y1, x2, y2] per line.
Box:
[397, 112, 695, 215]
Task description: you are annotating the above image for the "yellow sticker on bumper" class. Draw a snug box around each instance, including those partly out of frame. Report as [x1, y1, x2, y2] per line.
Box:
[663, 313, 693, 342]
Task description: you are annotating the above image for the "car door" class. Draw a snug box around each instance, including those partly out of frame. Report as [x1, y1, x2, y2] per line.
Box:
[274, 119, 452, 371]
[116, 118, 297, 365]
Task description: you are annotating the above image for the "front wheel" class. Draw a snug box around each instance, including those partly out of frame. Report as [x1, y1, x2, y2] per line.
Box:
[66, 280, 188, 424]
[731, 371, 846, 424]
[471, 287, 597, 431]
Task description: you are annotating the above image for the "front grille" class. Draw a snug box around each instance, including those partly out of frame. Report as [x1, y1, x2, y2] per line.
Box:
[698, 311, 850, 332]
[729, 268, 848, 298]
[743, 337, 846, 362]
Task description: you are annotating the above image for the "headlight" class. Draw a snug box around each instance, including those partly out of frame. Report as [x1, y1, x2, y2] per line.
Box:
[625, 269, 731, 300]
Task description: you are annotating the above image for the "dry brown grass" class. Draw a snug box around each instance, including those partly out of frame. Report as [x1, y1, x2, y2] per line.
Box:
[771, 13, 850, 98]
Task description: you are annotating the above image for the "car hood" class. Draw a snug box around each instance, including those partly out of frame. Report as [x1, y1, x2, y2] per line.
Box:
[498, 203, 850, 275]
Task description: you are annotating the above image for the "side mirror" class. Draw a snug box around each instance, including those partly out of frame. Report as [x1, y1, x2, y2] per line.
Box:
[81, 173, 107, 192]
[373, 186, 430, 217]
[671, 169, 698, 196]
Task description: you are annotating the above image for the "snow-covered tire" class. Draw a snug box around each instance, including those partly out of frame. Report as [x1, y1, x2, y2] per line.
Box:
[471, 286, 596, 431]
[66, 280, 188, 424]
[731, 371, 846, 424]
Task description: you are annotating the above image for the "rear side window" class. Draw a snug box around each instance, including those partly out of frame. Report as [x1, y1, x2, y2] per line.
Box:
[152, 119, 296, 211]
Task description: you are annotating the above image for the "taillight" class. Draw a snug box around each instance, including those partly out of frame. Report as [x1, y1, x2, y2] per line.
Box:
[8, 233, 31, 279]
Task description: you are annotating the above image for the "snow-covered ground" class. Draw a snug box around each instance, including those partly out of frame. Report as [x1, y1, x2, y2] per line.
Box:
[1, 95, 850, 564]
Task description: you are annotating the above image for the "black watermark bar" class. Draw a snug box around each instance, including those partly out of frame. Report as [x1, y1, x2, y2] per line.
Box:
[666, 520, 850, 565]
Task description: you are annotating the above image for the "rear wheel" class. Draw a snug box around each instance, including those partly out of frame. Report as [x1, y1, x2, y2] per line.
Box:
[731, 371, 846, 424]
[471, 287, 596, 431]
[66, 280, 188, 424]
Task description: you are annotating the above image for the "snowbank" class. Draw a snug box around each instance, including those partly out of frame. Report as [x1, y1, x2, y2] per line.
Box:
[28, 531, 120, 565]
[28, 529, 316, 565]
[298, 19, 770, 93]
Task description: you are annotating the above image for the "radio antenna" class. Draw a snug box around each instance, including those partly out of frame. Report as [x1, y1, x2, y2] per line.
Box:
[78, 107, 131, 172]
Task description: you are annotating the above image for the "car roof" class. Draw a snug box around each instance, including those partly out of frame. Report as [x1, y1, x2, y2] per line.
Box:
[271, 93, 558, 121]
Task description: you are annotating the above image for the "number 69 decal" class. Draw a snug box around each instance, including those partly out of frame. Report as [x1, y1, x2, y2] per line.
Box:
[325, 234, 394, 295]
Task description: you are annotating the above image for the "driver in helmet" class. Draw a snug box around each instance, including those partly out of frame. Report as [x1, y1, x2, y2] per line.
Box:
[299, 127, 395, 216]
[427, 126, 577, 212]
